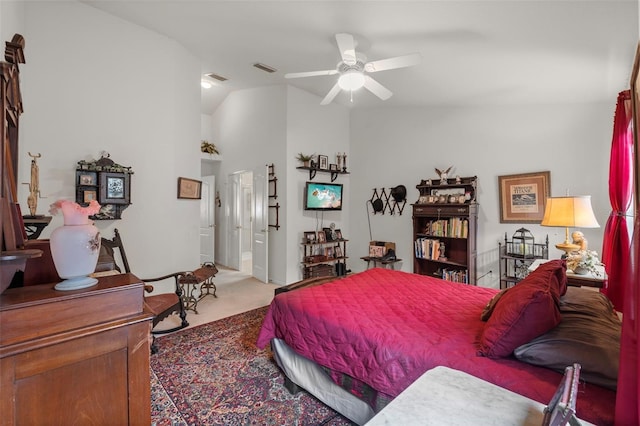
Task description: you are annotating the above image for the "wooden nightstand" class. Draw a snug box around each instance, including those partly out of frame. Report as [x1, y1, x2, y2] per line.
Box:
[527, 259, 606, 289]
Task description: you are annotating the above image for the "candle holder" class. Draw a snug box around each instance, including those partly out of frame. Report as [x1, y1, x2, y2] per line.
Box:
[342, 152, 347, 172]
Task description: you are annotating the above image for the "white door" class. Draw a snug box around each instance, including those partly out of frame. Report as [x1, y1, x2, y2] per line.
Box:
[199, 175, 215, 264]
[240, 180, 253, 273]
[227, 173, 241, 270]
[252, 168, 268, 283]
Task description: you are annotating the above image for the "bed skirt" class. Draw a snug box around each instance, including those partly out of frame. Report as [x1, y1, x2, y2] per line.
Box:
[271, 338, 377, 425]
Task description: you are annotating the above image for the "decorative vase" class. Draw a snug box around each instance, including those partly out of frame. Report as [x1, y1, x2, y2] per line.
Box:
[49, 200, 101, 291]
[573, 266, 589, 275]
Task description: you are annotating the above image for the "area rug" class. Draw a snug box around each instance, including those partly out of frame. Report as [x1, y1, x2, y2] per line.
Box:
[150, 306, 355, 426]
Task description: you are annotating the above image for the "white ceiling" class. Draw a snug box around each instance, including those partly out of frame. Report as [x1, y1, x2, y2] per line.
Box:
[81, 1, 638, 115]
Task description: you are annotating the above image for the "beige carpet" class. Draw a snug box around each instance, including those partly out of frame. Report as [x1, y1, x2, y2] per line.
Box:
[152, 266, 279, 333]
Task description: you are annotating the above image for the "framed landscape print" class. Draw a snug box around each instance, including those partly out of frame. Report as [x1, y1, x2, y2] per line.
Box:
[498, 171, 550, 223]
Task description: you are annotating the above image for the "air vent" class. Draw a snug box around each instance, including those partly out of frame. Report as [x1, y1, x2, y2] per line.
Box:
[205, 73, 228, 82]
[253, 63, 277, 73]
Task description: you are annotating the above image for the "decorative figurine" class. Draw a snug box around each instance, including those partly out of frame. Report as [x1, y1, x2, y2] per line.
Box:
[455, 175, 462, 184]
[435, 166, 452, 184]
[25, 152, 43, 216]
[571, 231, 588, 251]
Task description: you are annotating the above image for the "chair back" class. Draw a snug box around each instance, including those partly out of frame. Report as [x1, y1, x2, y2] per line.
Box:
[97, 228, 132, 273]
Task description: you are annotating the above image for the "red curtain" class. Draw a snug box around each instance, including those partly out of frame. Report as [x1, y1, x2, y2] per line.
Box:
[610, 89, 639, 424]
[616, 216, 639, 425]
[602, 90, 633, 310]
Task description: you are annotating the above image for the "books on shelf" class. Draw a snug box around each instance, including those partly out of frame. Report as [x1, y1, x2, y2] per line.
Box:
[414, 237, 442, 260]
[423, 218, 469, 238]
[440, 268, 468, 284]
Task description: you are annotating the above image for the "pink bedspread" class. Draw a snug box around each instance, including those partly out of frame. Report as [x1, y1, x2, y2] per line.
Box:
[257, 268, 615, 425]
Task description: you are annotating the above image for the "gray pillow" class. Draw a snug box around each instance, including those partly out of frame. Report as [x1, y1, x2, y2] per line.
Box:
[514, 287, 621, 390]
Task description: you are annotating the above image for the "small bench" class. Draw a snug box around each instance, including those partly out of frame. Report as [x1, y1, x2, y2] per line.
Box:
[178, 262, 218, 313]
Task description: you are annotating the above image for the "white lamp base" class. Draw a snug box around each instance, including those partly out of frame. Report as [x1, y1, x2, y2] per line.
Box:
[54, 276, 98, 291]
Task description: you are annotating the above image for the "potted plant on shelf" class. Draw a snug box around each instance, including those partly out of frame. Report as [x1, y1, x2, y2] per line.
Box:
[296, 153, 314, 168]
[566, 249, 602, 276]
[201, 140, 219, 155]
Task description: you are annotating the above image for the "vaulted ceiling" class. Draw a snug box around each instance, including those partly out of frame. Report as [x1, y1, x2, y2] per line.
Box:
[82, 1, 638, 115]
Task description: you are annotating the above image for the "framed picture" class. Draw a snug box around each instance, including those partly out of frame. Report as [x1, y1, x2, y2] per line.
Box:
[335, 229, 342, 240]
[177, 177, 202, 199]
[498, 171, 551, 223]
[334, 245, 343, 258]
[304, 231, 316, 243]
[99, 172, 131, 205]
[329, 163, 338, 171]
[78, 172, 96, 186]
[83, 190, 97, 203]
[318, 155, 329, 170]
[324, 246, 334, 258]
[317, 230, 326, 243]
[323, 227, 334, 241]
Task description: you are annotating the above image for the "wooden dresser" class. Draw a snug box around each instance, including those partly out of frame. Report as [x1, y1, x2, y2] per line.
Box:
[0, 273, 153, 425]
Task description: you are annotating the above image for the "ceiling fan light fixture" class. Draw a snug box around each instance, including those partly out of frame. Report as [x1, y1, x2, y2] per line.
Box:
[338, 70, 365, 91]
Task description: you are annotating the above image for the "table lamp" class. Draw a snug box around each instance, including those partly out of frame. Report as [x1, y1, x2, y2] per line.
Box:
[540, 195, 599, 257]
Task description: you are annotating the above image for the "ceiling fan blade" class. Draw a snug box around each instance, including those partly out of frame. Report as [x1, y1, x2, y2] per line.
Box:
[335, 33, 357, 65]
[364, 53, 422, 73]
[320, 83, 342, 106]
[285, 70, 338, 79]
[363, 75, 392, 100]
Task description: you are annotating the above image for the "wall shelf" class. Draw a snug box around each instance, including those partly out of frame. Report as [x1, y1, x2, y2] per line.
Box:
[297, 166, 349, 182]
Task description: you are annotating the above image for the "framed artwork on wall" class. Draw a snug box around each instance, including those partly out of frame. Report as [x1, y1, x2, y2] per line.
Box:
[498, 171, 550, 223]
[99, 172, 131, 205]
[177, 177, 202, 199]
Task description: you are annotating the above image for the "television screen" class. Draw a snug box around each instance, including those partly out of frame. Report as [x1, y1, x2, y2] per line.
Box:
[304, 182, 343, 211]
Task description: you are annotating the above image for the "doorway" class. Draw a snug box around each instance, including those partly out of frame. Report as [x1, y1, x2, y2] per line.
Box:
[227, 171, 253, 273]
[226, 168, 269, 282]
[199, 175, 215, 264]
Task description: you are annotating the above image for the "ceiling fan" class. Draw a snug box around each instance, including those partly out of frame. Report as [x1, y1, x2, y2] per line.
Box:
[285, 33, 422, 105]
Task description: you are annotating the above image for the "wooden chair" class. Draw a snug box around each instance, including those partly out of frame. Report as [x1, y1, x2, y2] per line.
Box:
[97, 228, 218, 353]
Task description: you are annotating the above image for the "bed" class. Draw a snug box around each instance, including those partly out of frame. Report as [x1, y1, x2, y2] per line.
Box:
[256, 262, 619, 425]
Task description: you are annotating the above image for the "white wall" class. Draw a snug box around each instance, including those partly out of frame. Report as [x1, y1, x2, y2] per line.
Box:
[212, 85, 288, 284]
[211, 85, 349, 284]
[1, 1, 25, 43]
[286, 86, 350, 281]
[349, 103, 614, 288]
[17, 2, 201, 286]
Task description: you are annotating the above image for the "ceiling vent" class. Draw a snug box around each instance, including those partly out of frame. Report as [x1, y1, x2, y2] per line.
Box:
[253, 63, 277, 73]
[205, 73, 228, 82]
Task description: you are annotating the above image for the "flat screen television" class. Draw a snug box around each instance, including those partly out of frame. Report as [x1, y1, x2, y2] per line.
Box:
[304, 181, 343, 211]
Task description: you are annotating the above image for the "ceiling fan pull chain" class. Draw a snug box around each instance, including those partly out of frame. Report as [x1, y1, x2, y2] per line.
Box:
[350, 90, 354, 103]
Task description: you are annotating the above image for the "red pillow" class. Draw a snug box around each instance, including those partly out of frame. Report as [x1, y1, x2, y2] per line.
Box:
[478, 260, 565, 358]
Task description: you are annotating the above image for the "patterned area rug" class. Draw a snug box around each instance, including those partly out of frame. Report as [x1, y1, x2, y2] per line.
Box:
[151, 306, 355, 425]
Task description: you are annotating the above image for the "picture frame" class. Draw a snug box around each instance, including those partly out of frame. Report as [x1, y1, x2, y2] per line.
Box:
[177, 177, 202, 200]
[318, 155, 329, 170]
[317, 230, 326, 243]
[78, 172, 97, 186]
[329, 163, 338, 171]
[83, 190, 97, 203]
[99, 172, 131, 205]
[498, 171, 551, 223]
[334, 229, 343, 240]
[324, 246, 334, 258]
[304, 231, 316, 243]
[334, 245, 343, 258]
[323, 227, 334, 241]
